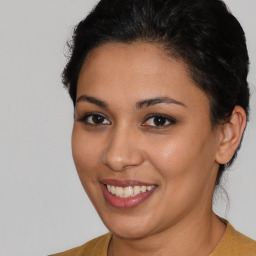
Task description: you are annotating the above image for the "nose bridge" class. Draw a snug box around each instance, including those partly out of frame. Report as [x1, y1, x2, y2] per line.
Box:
[102, 123, 144, 171]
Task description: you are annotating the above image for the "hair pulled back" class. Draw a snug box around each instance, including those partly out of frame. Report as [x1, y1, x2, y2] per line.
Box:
[62, 0, 250, 186]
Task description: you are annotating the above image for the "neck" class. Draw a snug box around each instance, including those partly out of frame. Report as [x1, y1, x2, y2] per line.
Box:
[108, 211, 226, 256]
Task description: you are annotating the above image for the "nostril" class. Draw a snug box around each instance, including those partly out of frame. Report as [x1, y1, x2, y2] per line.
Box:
[101, 130, 145, 171]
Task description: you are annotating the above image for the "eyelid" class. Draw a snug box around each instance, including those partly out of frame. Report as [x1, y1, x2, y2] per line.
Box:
[142, 113, 176, 128]
[76, 112, 176, 129]
[77, 112, 111, 125]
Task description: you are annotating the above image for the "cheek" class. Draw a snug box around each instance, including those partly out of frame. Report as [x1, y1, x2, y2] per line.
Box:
[145, 132, 217, 214]
[146, 141, 194, 191]
[146, 129, 216, 183]
[71, 126, 101, 182]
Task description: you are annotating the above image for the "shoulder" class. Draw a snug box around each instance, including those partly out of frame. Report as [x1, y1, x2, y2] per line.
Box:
[211, 222, 256, 256]
[229, 228, 256, 255]
[50, 233, 112, 256]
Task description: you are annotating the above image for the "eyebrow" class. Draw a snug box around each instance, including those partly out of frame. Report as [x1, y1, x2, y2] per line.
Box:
[76, 95, 109, 108]
[136, 96, 186, 109]
[76, 94, 186, 109]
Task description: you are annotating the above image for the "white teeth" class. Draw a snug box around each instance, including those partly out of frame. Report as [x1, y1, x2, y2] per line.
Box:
[147, 185, 154, 191]
[110, 186, 116, 194]
[124, 186, 133, 197]
[106, 184, 155, 198]
[141, 186, 146, 192]
[134, 186, 141, 196]
[115, 186, 124, 197]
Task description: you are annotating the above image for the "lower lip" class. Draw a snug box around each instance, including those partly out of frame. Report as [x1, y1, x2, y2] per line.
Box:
[100, 184, 157, 209]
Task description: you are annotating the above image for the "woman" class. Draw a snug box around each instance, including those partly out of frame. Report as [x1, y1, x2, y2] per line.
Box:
[52, 0, 256, 255]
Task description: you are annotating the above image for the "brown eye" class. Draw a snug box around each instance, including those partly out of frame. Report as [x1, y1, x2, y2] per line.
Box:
[78, 113, 111, 125]
[143, 114, 176, 128]
[91, 114, 105, 124]
[152, 116, 168, 126]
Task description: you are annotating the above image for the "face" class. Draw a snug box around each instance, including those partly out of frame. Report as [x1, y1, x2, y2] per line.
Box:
[72, 42, 221, 239]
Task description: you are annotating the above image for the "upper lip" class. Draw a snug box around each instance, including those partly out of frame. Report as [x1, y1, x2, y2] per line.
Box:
[100, 179, 156, 187]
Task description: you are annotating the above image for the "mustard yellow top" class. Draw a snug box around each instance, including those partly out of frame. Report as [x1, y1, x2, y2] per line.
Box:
[51, 222, 256, 256]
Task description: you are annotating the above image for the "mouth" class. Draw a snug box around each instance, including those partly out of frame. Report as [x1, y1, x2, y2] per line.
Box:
[106, 184, 155, 198]
[100, 179, 157, 209]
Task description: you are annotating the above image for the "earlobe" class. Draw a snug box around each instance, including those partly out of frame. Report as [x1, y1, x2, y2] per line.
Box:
[215, 106, 247, 165]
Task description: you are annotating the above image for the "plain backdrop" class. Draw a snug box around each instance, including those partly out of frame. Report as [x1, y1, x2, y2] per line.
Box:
[0, 0, 255, 255]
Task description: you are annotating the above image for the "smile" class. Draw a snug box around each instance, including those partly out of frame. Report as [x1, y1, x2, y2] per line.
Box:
[100, 180, 157, 209]
[106, 184, 156, 198]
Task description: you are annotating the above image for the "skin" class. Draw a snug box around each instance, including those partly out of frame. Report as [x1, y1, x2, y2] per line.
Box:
[72, 42, 246, 255]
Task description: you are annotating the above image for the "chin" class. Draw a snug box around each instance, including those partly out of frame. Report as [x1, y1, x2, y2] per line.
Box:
[100, 212, 158, 239]
[111, 225, 152, 239]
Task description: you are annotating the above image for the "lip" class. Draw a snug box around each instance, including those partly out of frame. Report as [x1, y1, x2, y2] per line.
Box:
[100, 180, 157, 209]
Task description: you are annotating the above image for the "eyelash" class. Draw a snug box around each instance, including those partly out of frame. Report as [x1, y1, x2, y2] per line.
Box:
[77, 112, 111, 127]
[142, 113, 176, 129]
[77, 113, 176, 129]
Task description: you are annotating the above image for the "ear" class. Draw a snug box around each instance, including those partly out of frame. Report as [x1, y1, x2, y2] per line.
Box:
[215, 106, 247, 165]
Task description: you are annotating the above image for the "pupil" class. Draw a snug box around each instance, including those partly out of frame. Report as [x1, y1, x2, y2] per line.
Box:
[154, 116, 166, 126]
[92, 115, 104, 124]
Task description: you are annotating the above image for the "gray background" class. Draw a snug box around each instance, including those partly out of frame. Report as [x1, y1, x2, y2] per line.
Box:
[0, 0, 255, 255]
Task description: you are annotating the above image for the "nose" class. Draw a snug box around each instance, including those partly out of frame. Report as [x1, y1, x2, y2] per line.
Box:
[102, 126, 144, 172]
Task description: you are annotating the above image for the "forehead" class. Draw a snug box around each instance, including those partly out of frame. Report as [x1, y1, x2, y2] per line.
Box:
[80, 42, 188, 83]
[77, 42, 209, 112]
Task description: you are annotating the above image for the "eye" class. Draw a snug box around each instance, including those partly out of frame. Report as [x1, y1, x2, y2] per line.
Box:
[77, 113, 111, 126]
[142, 114, 176, 128]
